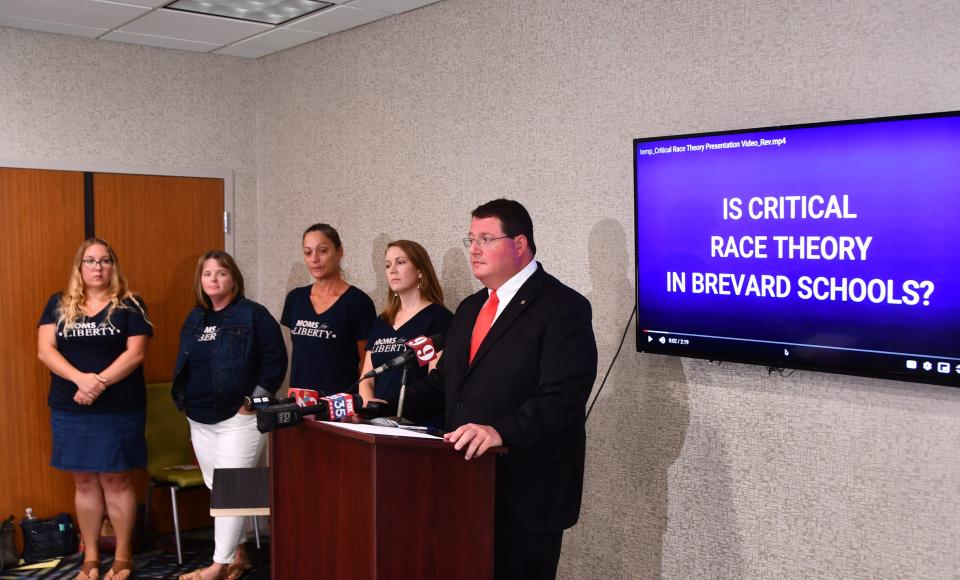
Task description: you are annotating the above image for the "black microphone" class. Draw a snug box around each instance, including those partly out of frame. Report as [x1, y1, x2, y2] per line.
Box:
[256, 401, 328, 433]
[256, 393, 364, 433]
[318, 393, 363, 421]
[243, 385, 286, 411]
[359, 400, 392, 419]
[359, 334, 445, 380]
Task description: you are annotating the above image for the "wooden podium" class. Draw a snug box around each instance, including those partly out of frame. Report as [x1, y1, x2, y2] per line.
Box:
[270, 420, 496, 580]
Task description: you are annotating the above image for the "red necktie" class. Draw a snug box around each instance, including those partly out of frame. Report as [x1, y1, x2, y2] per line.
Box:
[469, 290, 499, 364]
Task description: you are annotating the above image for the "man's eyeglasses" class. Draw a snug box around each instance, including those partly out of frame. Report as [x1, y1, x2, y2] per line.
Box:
[82, 257, 114, 268]
[462, 235, 513, 249]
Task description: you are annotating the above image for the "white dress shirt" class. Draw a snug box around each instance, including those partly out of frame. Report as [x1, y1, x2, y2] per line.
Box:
[486, 259, 538, 323]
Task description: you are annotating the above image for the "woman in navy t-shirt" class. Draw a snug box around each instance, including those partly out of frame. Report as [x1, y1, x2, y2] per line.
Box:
[281, 224, 376, 393]
[37, 238, 152, 580]
[359, 240, 452, 417]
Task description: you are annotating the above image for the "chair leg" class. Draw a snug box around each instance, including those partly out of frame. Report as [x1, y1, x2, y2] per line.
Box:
[252, 516, 260, 549]
[143, 481, 154, 547]
[170, 487, 183, 564]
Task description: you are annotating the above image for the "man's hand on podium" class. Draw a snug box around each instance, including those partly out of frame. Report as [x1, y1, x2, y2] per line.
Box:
[445, 423, 502, 460]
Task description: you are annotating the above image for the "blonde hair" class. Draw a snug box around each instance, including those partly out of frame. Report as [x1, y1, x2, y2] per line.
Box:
[57, 238, 148, 333]
[381, 240, 444, 326]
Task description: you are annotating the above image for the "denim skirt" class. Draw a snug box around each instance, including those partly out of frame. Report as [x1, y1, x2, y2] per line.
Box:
[50, 408, 147, 472]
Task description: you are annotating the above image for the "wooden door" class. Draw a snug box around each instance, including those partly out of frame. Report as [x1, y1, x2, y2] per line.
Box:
[0, 168, 85, 526]
[0, 168, 225, 539]
[95, 173, 224, 533]
[94, 173, 224, 383]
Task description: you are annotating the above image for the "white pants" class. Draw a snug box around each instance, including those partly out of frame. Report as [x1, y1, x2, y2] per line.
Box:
[188, 412, 266, 564]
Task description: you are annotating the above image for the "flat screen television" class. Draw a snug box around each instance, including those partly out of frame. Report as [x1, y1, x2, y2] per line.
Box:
[633, 111, 960, 387]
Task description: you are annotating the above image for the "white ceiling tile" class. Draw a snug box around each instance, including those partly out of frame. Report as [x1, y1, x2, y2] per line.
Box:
[345, 0, 439, 15]
[0, 15, 107, 38]
[214, 29, 326, 59]
[0, 0, 150, 28]
[107, 0, 171, 7]
[213, 44, 271, 59]
[117, 9, 272, 44]
[228, 28, 324, 51]
[0, 0, 437, 56]
[101, 29, 222, 52]
[214, 28, 325, 59]
[286, 4, 387, 34]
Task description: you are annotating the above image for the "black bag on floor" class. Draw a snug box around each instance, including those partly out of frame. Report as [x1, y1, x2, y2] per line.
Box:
[21, 513, 79, 563]
[0, 515, 18, 569]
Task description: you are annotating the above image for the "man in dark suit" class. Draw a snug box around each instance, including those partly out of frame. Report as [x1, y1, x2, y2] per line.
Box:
[407, 199, 598, 580]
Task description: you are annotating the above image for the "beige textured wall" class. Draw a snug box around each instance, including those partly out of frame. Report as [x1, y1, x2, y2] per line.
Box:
[3, 0, 960, 577]
[0, 26, 259, 280]
[254, 1, 960, 579]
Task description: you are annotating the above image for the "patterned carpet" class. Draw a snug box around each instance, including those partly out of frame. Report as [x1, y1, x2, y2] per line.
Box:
[0, 535, 270, 580]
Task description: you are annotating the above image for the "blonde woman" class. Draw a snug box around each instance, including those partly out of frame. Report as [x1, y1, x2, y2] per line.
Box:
[37, 238, 152, 580]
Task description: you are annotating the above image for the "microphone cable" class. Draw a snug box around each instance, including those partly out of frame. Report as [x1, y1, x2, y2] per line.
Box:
[585, 304, 636, 423]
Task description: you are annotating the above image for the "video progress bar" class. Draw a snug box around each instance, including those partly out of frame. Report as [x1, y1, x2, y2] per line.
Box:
[644, 330, 960, 362]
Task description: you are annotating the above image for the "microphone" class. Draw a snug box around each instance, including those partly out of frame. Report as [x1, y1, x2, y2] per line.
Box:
[359, 400, 389, 419]
[318, 393, 361, 421]
[256, 393, 364, 433]
[256, 402, 325, 433]
[288, 388, 322, 407]
[243, 386, 277, 411]
[359, 334, 444, 380]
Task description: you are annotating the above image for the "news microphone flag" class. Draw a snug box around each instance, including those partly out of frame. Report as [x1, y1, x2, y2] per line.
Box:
[404, 335, 439, 367]
[288, 388, 320, 407]
[320, 393, 359, 420]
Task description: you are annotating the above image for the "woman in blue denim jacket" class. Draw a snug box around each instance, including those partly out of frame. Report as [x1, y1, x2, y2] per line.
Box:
[172, 251, 287, 580]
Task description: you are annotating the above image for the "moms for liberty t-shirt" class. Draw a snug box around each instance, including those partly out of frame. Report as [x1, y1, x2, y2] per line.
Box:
[366, 303, 453, 404]
[38, 293, 153, 413]
[281, 285, 376, 392]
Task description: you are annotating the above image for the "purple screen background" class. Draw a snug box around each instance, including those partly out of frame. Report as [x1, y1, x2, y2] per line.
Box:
[635, 115, 960, 358]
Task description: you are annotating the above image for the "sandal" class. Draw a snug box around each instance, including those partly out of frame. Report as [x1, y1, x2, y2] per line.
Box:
[179, 567, 227, 580]
[105, 559, 134, 579]
[78, 560, 100, 580]
[224, 561, 253, 580]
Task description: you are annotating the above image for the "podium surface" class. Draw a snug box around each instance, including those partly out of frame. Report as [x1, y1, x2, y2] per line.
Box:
[271, 420, 496, 580]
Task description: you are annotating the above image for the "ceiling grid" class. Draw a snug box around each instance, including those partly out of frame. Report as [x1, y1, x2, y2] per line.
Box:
[0, 0, 443, 58]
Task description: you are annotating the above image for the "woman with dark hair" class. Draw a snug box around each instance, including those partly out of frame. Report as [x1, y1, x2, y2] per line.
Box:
[359, 240, 452, 414]
[37, 238, 152, 580]
[281, 224, 376, 394]
[173, 251, 287, 580]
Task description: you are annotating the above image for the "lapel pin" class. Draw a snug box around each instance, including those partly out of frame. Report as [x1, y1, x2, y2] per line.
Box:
[520, 300, 526, 305]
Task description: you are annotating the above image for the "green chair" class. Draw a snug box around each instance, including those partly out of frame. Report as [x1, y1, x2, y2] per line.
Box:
[143, 382, 205, 564]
